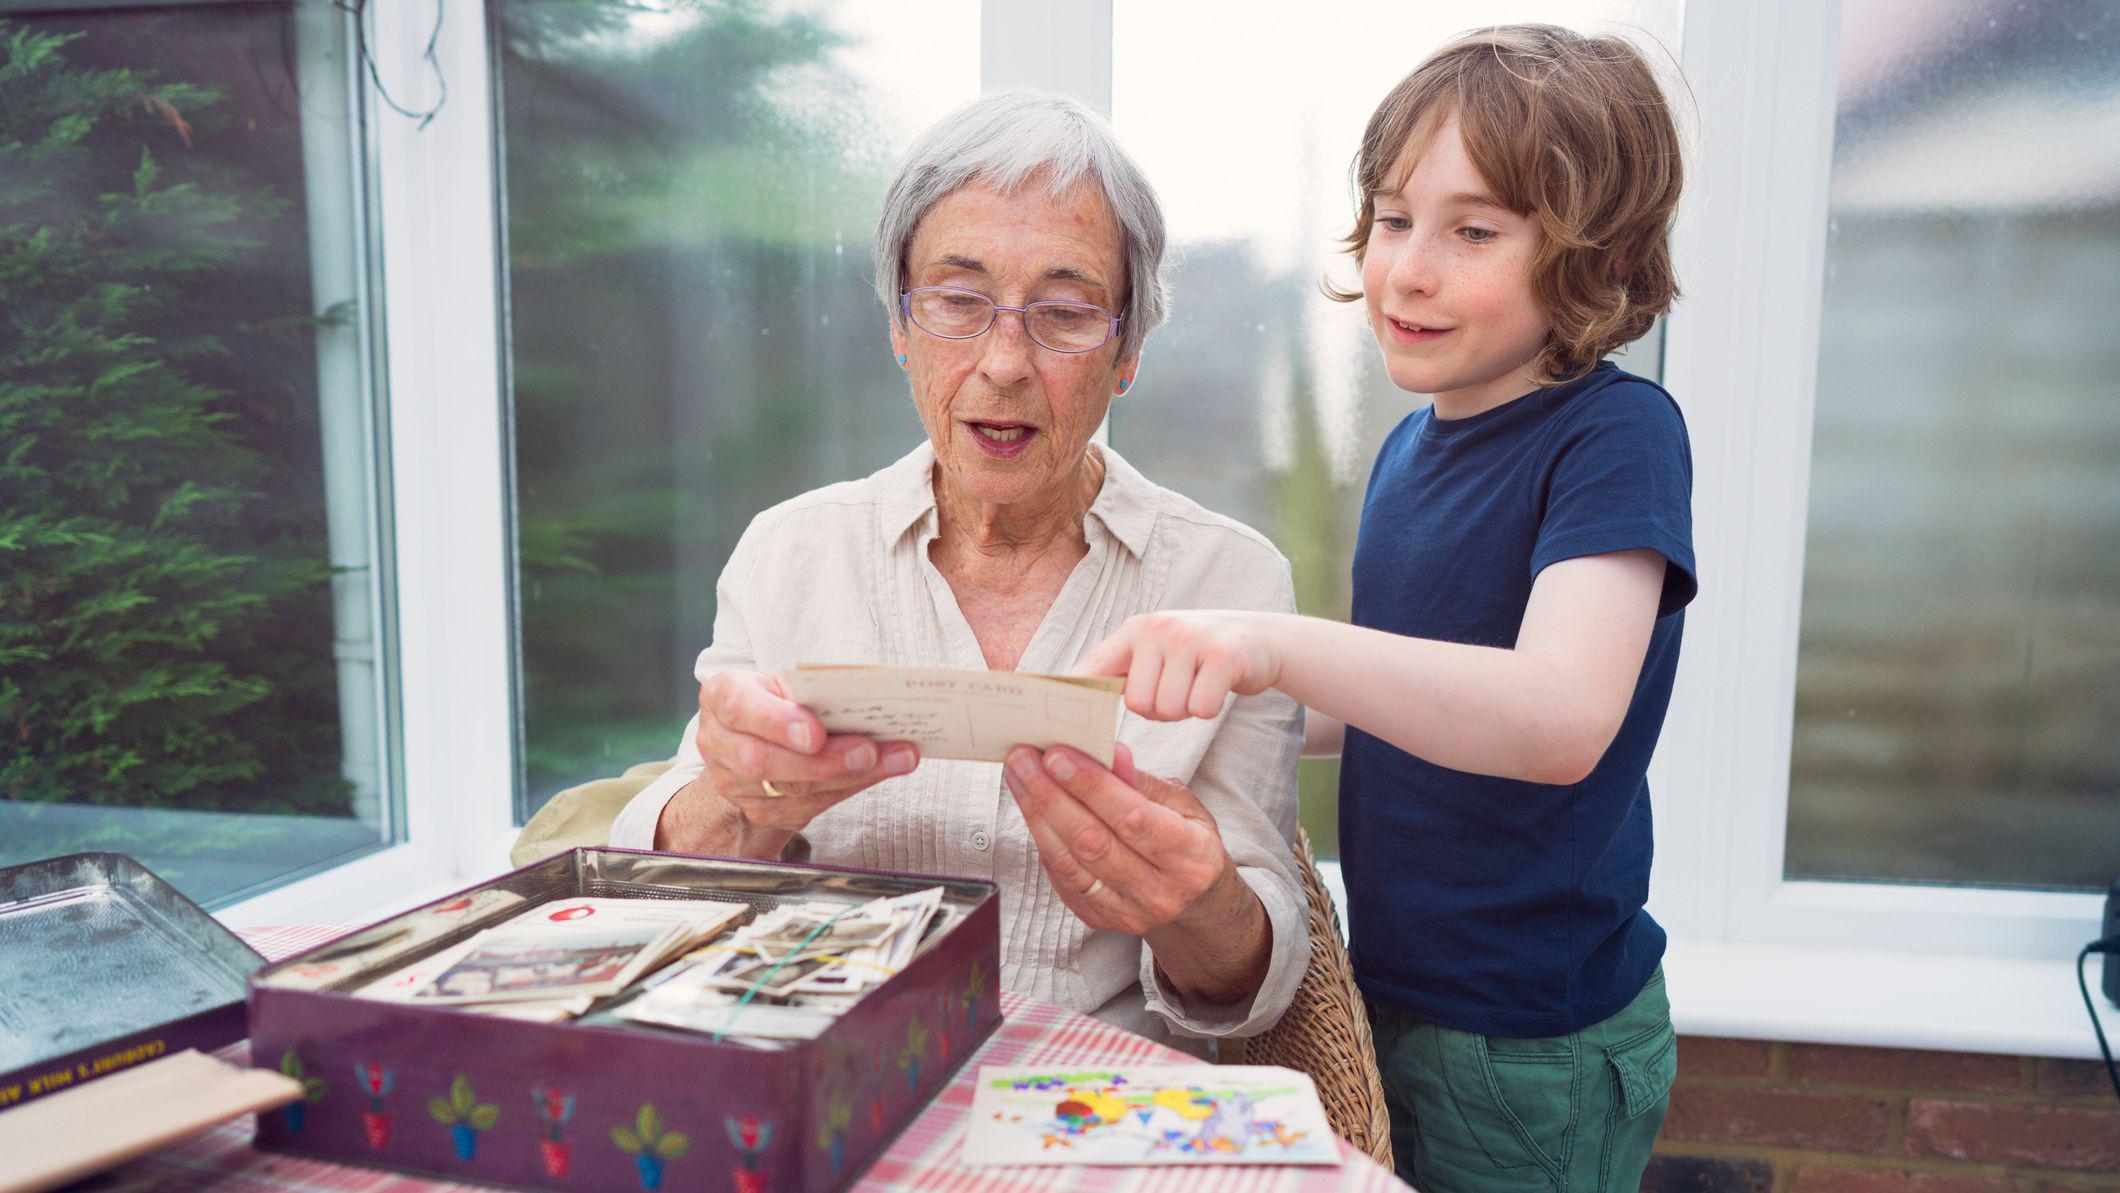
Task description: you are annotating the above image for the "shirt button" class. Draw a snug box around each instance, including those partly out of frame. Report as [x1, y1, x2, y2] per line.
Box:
[970, 830, 991, 852]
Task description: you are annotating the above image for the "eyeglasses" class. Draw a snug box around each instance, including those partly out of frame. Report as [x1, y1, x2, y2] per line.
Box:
[900, 285, 1123, 354]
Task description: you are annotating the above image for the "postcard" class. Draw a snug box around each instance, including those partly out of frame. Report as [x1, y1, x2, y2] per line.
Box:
[963, 1065, 1341, 1168]
[610, 888, 948, 1045]
[494, 896, 747, 940]
[413, 928, 664, 1002]
[389, 897, 747, 1006]
[779, 665, 1123, 765]
[255, 889, 527, 991]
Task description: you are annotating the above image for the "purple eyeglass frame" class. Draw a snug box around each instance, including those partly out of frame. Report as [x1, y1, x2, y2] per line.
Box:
[900, 285, 1124, 354]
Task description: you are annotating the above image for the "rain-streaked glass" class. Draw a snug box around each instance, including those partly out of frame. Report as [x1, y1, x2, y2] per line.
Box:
[1786, 2, 2120, 889]
[495, 1, 979, 817]
[0, 4, 397, 905]
[1110, 2, 1684, 859]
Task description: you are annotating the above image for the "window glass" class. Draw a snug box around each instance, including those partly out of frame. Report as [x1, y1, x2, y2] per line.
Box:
[1787, 2, 2120, 889]
[0, 3, 396, 905]
[1110, 2, 1684, 858]
[496, 1, 978, 817]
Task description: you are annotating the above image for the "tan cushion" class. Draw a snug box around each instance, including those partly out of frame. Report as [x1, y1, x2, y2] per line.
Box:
[509, 758, 677, 868]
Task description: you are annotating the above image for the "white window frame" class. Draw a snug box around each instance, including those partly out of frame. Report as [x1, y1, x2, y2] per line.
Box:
[230, 0, 1091, 926]
[223, 0, 516, 926]
[222, 0, 2120, 1064]
[1654, 0, 2115, 1059]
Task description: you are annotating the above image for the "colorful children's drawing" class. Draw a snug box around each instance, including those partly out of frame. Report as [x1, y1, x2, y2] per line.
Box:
[964, 1065, 1339, 1168]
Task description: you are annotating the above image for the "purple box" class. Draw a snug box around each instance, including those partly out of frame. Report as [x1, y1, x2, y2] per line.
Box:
[248, 848, 1000, 1191]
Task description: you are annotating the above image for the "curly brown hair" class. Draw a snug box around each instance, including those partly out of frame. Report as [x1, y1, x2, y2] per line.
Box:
[1330, 24, 1685, 384]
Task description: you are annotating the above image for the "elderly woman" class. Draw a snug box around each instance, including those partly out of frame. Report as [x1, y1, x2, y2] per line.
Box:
[608, 91, 1305, 1051]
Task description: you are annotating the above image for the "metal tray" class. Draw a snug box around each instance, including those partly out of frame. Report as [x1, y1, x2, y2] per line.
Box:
[0, 852, 262, 1107]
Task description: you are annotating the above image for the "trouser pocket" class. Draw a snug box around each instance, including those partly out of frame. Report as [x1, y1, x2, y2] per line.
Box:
[1437, 1027, 1579, 1178]
[1605, 1020, 1676, 1120]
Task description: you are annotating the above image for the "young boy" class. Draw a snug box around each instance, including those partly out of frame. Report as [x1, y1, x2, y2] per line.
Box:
[1074, 25, 1693, 1191]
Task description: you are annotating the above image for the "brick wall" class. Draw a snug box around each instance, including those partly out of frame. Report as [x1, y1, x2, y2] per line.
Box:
[1645, 1037, 2120, 1192]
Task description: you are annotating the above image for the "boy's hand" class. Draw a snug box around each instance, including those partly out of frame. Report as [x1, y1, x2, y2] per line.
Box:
[1072, 610, 1282, 721]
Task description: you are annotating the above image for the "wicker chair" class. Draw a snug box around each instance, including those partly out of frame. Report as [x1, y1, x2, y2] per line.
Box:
[1220, 827, 1394, 1170]
[513, 769, 1394, 1169]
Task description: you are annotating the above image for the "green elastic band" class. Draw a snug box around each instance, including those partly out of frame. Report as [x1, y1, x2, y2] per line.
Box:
[711, 902, 859, 1043]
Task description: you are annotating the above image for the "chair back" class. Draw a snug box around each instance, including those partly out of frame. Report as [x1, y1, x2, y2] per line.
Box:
[1221, 827, 1394, 1170]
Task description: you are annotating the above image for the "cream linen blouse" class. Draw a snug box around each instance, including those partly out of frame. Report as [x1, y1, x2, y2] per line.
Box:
[608, 442, 1307, 1050]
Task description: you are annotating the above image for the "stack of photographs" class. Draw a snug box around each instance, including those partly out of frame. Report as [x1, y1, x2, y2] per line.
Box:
[350, 897, 748, 1022]
[251, 889, 530, 993]
[614, 886, 950, 1046]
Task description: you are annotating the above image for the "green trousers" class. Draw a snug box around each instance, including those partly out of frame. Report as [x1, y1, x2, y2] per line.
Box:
[1368, 969, 1676, 1193]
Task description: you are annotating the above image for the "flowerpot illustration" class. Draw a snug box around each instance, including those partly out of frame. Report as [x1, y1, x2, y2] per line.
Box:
[428, 1075, 498, 1162]
[354, 1062, 395, 1149]
[611, 1101, 688, 1190]
[277, 1051, 325, 1133]
[539, 1138, 572, 1178]
[533, 1085, 578, 1175]
[963, 961, 986, 1032]
[724, 1112, 773, 1188]
[897, 1017, 929, 1094]
[816, 1092, 853, 1176]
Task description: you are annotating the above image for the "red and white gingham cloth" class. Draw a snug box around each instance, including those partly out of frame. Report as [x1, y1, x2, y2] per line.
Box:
[87, 925, 1407, 1191]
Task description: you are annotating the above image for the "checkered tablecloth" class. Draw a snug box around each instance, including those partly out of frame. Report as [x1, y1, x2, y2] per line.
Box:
[81, 925, 1406, 1192]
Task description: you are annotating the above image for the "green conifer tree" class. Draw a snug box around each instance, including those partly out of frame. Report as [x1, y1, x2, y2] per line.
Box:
[0, 21, 345, 815]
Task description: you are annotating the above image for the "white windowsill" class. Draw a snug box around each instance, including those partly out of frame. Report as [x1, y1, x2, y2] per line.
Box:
[1664, 936, 2118, 1062]
[223, 849, 2118, 1060]
[1317, 862, 2116, 1060]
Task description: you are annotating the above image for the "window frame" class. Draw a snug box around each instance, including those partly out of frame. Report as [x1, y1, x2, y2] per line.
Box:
[221, 0, 517, 926]
[225, 0, 2120, 1061]
[1653, 0, 2115, 1058]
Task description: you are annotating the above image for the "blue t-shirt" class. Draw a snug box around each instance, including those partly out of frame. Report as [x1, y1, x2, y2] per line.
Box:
[1340, 361, 1696, 1039]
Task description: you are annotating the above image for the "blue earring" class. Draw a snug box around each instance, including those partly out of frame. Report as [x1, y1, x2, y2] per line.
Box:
[1118, 378, 1130, 393]
[897, 354, 906, 366]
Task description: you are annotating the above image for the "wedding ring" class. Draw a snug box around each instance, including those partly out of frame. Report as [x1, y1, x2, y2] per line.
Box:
[759, 778, 787, 798]
[1082, 878, 1106, 898]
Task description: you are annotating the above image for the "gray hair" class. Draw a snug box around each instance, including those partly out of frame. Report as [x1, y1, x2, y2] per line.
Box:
[874, 90, 1168, 360]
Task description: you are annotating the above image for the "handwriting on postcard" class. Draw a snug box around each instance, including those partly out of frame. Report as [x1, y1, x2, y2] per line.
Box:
[779, 666, 1121, 765]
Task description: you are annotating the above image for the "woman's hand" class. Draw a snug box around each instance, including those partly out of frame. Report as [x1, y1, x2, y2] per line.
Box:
[1071, 610, 1286, 721]
[1003, 742, 1269, 1004]
[655, 671, 919, 855]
